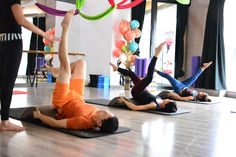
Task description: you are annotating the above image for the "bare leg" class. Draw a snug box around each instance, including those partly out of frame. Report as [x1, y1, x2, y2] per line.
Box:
[56, 10, 75, 83]
[45, 61, 79, 78]
[45, 65, 59, 78]
[154, 42, 165, 57]
[70, 60, 86, 80]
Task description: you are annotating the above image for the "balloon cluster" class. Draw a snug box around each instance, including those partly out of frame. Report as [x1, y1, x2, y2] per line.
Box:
[113, 19, 141, 68]
[43, 27, 55, 65]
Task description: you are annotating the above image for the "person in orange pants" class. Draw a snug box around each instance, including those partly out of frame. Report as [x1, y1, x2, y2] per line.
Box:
[33, 10, 118, 133]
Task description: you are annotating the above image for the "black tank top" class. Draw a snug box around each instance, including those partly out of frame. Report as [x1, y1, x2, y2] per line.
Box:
[0, 0, 21, 33]
[132, 90, 161, 109]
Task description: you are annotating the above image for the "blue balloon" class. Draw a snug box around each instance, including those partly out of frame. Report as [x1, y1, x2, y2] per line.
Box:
[44, 45, 51, 52]
[129, 42, 139, 52]
[130, 20, 140, 30]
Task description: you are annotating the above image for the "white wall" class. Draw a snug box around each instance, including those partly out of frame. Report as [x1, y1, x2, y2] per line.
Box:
[54, 0, 130, 85]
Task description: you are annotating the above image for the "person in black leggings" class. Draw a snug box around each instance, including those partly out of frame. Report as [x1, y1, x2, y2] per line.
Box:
[110, 42, 177, 112]
[0, 0, 59, 131]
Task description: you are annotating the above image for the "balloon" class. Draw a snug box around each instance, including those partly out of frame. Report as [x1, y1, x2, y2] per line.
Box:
[130, 20, 140, 30]
[43, 27, 55, 45]
[134, 29, 141, 38]
[121, 45, 128, 52]
[113, 49, 122, 58]
[119, 20, 130, 35]
[44, 54, 53, 61]
[44, 45, 51, 52]
[124, 30, 135, 42]
[43, 38, 50, 45]
[128, 41, 139, 52]
[115, 40, 126, 49]
[131, 55, 138, 64]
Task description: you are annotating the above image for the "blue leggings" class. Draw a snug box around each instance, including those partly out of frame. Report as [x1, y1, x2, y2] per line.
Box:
[157, 68, 203, 93]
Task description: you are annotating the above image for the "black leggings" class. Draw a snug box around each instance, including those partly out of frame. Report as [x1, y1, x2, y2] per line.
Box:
[0, 40, 22, 120]
[118, 56, 157, 96]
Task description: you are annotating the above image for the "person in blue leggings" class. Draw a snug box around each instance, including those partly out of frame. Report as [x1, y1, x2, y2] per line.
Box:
[110, 42, 177, 113]
[156, 61, 212, 102]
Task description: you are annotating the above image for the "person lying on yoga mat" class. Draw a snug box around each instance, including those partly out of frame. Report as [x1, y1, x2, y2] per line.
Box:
[110, 43, 177, 113]
[33, 10, 118, 133]
[155, 61, 212, 102]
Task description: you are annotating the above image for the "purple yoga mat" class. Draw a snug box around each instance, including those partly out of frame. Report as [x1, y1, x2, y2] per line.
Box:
[142, 58, 150, 77]
[135, 58, 140, 76]
[191, 56, 201, 87]
[135, 58, 143, 77]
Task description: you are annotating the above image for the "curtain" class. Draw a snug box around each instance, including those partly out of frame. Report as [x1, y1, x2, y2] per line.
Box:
[131, 0, 146, 56]
[174, 2, 190, 78]
[196, 0, 226, 90]
[26, 17, 45, 75]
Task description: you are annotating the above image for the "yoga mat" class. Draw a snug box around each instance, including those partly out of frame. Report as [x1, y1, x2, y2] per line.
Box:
[13, 90, 29, 94]
[135, 58, 140, 77]
[178, 100, 221, 104]
[142, 58, 150, 77]
[158, 91, 220, 105]
[85, 98, 191, 116]
[4, 106, 130, 138]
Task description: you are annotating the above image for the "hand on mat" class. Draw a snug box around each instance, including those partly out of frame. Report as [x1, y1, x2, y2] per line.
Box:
[33, 107, 41, 119]
[109, 62, 118, 72]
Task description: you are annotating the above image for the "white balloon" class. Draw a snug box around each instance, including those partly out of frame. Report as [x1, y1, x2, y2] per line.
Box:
[44, 54, 52, 61]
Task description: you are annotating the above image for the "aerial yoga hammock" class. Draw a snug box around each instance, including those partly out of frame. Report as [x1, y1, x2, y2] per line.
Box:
[22, 0, 144, 20]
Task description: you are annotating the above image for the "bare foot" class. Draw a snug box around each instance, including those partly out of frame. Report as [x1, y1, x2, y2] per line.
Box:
[109, 63, 118, 72]
[61, 10, 75, 30]
[0, 120, 25, 131]
[45, 64, 59, 78]
[201, 61, 213, 70]
[155, 42, 166, 57]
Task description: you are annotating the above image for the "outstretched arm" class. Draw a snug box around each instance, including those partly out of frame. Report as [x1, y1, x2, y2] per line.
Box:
[169, 92, 194, 101]
[11, 4, 59, 42]
[118, 97, 157, 111]
[33, 108, 67, 128]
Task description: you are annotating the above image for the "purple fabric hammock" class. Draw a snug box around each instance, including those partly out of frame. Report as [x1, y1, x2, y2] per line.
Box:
[35, 3, 79, 16]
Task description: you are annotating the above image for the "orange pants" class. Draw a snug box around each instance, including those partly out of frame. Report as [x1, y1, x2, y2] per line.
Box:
[52, 79, 85, 108]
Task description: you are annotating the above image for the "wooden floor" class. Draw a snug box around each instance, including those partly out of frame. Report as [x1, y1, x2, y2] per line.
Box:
[1, 83, 236, 157]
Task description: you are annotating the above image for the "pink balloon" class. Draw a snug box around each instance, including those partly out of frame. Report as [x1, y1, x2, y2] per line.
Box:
[43, 28, 55, 45]
[124, 30, 135, 42]
[119, 20, 130, 35]
[115, 40, 126, 49]
[43, 38, 50, 45]
[131, 55, 138, 64]
[134, 29, 141, 38]
[113, 49, 122, 58]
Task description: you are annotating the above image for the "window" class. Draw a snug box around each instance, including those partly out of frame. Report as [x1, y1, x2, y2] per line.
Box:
[139, 2, 177, 85]
[224, 0, 236, 92]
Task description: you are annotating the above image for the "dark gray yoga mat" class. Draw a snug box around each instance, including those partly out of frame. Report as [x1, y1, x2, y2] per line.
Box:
[3, 106, 130, 138]
[85, 98, 191, 116]
[177, 100, 221, 104]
